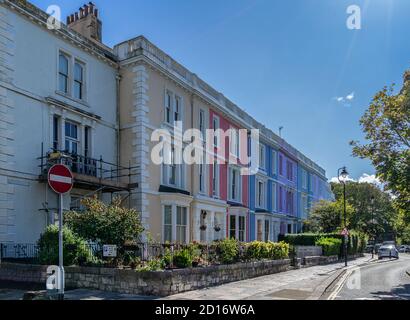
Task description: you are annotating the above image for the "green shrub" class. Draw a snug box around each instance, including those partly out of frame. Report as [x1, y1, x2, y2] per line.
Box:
[245, 241, 289, 260]
[136, 258, 164, 272]
[315, 237, 342, 256]
[279, 233, 343, 246]
[173, 249, 193, 268]
[215, 238, 239, 264]
[37, 225, 95, 266]
[270, 241, 290, 260]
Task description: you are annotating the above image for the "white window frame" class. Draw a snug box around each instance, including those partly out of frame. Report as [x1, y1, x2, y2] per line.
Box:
[199, 163, 206, 194]
[73, 60, 86, 101]
[264, 219, 270, 242]
[165, 90, 173, 124]
[256, 178, 267, 209]
[161, 146, 185, 190]
[162, 204, 189, 244]
[64, 120, 79, 154]
[271, 150, 277, 175]
[259, 144, 266, 170]
[302, 169, 307, 189]
[229, 214, 247, 241]
[229, 127, 239, 158]
[228, 166, 242, 203]
[199, 109, 207, 144]
[212, 159, 220, 198]
[212, 115, 220, 148]
[58, 51, 70, 95]
[272, 182, 277, 212]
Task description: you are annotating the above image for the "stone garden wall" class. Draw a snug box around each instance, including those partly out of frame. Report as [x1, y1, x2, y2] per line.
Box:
[0, 259, 291, 297]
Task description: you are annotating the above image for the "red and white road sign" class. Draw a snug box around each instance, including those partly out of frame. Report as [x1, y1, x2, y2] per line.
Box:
[48, 164, 74, 194]
[341, 228, 349, 236]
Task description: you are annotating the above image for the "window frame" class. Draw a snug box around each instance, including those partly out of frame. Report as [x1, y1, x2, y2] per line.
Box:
[228, 166, 242, 203]
[64, 120, 79, 155]
[58, 52, 70, 94]
[259, 144, 266, 170]
[73, 60, 85, 100]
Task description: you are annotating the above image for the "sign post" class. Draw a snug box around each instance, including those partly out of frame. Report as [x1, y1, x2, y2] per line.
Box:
[48, 163, 73, 300]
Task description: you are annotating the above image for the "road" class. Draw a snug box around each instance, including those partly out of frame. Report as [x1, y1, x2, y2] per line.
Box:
[334, 254, 410, 300]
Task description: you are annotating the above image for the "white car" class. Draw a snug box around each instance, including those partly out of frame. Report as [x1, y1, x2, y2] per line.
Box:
[378, 245, 399, 259]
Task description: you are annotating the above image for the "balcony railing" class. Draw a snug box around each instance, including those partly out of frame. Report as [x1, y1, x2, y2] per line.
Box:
[38, 146, 138, 191]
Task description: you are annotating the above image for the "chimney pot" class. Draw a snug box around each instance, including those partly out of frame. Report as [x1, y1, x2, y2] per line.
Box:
[66, 16, 71, 24]
[75, 12, 79, 20]
[94, 8, 98, 18]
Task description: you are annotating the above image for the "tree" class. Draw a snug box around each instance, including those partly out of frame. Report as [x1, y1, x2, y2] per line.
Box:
[65, 196, 144, 246]
[306, 199, 354, 233]
[350, 72, 410, 216]
[330, 182, 397, 241]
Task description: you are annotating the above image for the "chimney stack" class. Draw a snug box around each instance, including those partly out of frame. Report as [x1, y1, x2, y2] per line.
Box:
[66, 2, 102, 43]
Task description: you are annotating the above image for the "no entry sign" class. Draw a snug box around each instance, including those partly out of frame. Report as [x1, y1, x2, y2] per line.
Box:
[48, 164, 74, 194]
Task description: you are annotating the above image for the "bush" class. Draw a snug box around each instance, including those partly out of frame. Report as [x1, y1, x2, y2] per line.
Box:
[37, 225, 95, 266]
[215, 238, 239, 264]
[65, 196, 144, 247]
[172, 249, 193, 268]
[245, 241, 289, 260]
[279, 233, 343, 246]
[315, 237, 342, 256]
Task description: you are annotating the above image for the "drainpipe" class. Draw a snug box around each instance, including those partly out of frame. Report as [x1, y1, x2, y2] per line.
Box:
[116, 72, 121, 177]
[190, 93, 195, 243]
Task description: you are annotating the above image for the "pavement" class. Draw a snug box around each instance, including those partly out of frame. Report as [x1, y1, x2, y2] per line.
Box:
[0, 254, 391, 300]
[161, 255, 375, 300]
[329, 254, 410, 300]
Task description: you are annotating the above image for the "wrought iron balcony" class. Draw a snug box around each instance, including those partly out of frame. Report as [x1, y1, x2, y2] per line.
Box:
[38, 146, 138, 192]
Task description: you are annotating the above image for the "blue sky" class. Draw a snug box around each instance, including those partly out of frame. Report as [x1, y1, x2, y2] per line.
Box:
[31, 0, 410, 181]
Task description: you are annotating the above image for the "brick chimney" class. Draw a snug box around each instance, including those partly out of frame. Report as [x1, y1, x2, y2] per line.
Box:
[66, 2, 102, 43]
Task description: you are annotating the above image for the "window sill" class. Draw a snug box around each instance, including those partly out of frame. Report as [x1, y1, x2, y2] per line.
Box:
[55, 91, 89, 108]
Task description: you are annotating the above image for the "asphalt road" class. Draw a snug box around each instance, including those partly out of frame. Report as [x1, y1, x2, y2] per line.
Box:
[335, 254, 410, 300]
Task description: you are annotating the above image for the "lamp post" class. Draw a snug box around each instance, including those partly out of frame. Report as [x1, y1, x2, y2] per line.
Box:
[371, 195, 375, 259]
[338, 166, 349, 267]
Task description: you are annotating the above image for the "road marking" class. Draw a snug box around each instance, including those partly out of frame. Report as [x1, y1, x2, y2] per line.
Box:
[327, 267, 359, 300]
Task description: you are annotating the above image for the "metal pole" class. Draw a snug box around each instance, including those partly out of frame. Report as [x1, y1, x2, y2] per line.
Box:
[344, 182, 347, 267]
[58, 159, 65, 300]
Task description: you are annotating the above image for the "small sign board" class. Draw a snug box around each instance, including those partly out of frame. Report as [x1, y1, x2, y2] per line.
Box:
[103, 245, 117, 258]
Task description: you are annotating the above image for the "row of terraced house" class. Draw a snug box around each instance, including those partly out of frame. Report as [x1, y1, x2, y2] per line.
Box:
[0, 1, 333, 246]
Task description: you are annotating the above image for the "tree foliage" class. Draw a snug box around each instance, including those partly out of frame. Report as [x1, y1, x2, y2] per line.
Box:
[350, 74, 410, 215]
[305, 199, 354, 233]
[331, 182, 397, 240]
[65, 196, 144, 246]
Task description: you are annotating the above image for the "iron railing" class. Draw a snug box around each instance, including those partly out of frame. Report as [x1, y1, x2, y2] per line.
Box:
[38, 145, 138, 184]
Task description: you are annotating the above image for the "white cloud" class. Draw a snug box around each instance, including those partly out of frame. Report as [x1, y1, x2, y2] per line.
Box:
[329, 173, 383, 189]
[358, 173, 382, 186]
[329, 175, 356, 183]
[333, 92, 355, 106]
[346, 92, 355, 100]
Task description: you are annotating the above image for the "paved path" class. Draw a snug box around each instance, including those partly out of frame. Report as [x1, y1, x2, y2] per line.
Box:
[162, 256, 373, 300]
[334, 254, 410, 300]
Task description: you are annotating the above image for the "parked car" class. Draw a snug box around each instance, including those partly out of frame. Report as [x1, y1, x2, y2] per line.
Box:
[398, 245, 410, 253]
[374, 243, 383, 253]
[378, 245, 399, 259]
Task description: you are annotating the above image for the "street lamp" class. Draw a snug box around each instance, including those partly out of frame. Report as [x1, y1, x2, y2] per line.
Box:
[371, 195, 375, 259]
[338, 166, 349, 267]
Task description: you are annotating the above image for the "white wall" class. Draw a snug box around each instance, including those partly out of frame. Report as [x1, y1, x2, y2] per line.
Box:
[0, 6, 118, 244]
